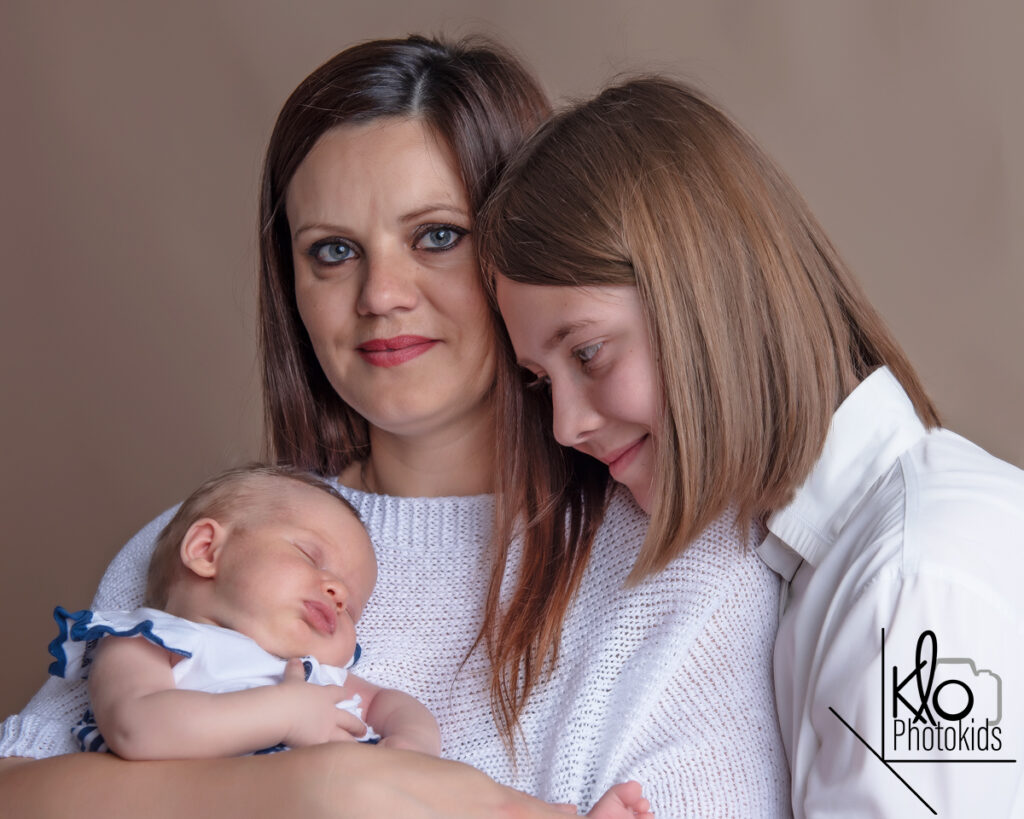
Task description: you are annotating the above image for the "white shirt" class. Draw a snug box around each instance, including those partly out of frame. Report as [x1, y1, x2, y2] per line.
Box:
[759, 367, 1024, 818]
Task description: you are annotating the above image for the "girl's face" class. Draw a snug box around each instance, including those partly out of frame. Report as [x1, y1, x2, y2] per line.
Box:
[287, 117, 496, 441]
[496, 277, 658, 512]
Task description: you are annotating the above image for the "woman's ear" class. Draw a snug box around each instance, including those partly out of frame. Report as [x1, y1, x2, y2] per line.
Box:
[179, 518, 227, 579]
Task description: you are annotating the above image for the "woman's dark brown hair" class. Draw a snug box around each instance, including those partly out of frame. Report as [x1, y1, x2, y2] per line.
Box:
[258, 35, 599, 744]
[260, 35, 549, 476]
[480, 77, 939, 584]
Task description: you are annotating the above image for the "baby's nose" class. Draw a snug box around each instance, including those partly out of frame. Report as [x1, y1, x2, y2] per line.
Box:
[323, 577, 346, 610]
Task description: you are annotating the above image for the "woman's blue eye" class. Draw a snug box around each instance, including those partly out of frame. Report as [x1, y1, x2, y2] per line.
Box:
[574, 342, 603, 365]
[417, 225, 466, 251]
[310, 240, 354, 264]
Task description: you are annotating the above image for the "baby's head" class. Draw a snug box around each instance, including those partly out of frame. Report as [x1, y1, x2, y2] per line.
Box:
[146, 464, 376, 667]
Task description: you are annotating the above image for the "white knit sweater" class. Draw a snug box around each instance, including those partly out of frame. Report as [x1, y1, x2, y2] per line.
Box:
[1, 486, 790, 816]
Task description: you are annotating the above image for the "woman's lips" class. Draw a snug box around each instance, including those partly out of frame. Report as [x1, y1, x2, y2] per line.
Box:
[357, 335, 437, 367]
[303, 600, 336, 636]
[604, 435, 648, 482]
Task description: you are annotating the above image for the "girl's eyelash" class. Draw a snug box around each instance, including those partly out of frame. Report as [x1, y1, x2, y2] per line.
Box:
[573, 341, 604, 367]
[522, 370, 551, 392]
[521, 343, 604, 396]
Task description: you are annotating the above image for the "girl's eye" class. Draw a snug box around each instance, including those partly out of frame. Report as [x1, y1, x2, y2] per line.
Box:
[309, 240, 355, 265]
[294, 545, 317, 565]
[415, 224, 468, 251]
[522, 370, 551, 392]
[574, 342, 604, 366]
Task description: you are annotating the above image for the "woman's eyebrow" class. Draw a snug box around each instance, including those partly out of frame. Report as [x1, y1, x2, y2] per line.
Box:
[292, 222, 348, 241]
[400, 203, 469, 222]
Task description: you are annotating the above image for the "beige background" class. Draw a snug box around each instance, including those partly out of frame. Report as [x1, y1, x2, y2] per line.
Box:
[1, 1, 1021, 720]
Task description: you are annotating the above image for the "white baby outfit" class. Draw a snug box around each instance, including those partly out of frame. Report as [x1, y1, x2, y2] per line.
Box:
[3, 488, 790, 817]
[47, 606, 376, 753]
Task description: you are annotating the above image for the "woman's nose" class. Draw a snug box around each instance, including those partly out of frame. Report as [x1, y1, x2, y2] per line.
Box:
[550, 379, 602, 449]
[355, 251, 419, 316]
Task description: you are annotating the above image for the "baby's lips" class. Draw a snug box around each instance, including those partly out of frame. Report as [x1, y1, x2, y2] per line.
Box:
[302, 600, 337, 635]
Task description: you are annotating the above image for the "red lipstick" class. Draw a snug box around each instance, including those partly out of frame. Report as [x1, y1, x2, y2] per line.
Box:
[357, 335, 437, 367]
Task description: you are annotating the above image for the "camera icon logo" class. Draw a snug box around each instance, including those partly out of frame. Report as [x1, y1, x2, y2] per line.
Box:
[890, 630, 1004, 757]
[930, 658, 1001, 727]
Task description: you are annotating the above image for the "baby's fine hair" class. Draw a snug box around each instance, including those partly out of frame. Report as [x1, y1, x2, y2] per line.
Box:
[144, 464, 358, 608]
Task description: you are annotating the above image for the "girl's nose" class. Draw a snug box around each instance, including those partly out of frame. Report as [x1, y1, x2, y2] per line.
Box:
[550, 378, 602, 448]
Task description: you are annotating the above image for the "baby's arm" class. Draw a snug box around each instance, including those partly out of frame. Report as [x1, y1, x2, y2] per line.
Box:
[88, 638, 366, 759]
[587, 782, 654, 819]
[343, 673, 441, 756]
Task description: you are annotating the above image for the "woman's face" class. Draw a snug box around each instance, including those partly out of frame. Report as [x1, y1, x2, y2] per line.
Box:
[496, 277, 658, 512]
[287, 118, 495, 441]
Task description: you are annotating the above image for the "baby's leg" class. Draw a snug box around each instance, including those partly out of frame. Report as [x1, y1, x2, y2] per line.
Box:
[587, 781, 654, 818]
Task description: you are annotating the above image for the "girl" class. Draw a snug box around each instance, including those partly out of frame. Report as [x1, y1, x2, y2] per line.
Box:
[483, 76, 1024, 818]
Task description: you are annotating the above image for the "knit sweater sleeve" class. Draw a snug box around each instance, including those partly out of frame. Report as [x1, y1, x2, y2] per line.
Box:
[0, 507, 174, 758]
[613, 566, 791, 816]
[478, 492, 790, 816]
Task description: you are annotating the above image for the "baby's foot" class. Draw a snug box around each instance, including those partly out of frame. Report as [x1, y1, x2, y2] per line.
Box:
[587, 781, 654, 818]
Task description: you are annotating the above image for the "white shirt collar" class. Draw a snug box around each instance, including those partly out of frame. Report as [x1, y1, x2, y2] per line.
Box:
[759, 367, 928, 578]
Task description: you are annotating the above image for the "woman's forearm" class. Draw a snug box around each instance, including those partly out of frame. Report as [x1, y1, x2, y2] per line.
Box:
[0, 752, 325, 819]
[0, 745, 577, 819]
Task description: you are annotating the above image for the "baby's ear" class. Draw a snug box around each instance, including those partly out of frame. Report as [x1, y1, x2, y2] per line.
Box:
[180, 518, 227, 579]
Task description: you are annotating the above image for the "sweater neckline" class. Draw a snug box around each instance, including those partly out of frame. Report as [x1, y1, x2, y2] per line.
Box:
[329, 479, 493, 505]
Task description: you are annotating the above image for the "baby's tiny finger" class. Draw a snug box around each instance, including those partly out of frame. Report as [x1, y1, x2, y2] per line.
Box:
[333, 708, 368, 737]
[329, 724, 358, 743]
[282, 657, 306, 681]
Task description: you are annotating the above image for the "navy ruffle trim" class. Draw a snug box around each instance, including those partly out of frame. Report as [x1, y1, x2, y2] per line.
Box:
[48, 606, 193, 679]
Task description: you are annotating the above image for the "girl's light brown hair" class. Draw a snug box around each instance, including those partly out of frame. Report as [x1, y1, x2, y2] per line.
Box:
[257, 36, 591, 744]
[479, 77, 939, 584]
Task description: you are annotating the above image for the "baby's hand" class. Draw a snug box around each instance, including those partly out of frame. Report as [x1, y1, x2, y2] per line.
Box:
[277, 658, 369, 747]
[376, 731, 441, 756]
[587, 781, 653, 819]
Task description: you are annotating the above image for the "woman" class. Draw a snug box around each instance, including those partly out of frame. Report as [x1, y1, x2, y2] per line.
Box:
[0, 41, 787, 817]
[482, 76, 1024, 817]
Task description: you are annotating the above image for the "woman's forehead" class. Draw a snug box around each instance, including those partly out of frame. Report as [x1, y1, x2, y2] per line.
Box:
[285, 118, 468, 224]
